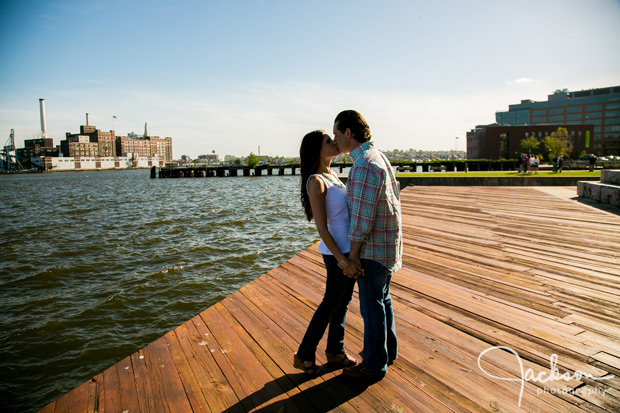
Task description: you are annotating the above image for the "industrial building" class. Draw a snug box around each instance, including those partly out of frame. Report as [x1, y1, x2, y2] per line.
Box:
[62, 123, 173, 164]
[12, 99, 174, 171]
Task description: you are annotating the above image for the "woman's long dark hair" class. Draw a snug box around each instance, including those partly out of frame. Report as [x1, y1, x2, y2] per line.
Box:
[299, 130, 325, 222]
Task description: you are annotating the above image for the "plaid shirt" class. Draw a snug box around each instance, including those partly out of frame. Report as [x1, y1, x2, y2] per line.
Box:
[347, 141, 403, 272]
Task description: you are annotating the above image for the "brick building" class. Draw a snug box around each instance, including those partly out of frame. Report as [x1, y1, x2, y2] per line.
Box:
[116, 135, 173, 163]
[16, 138, 59, 168]
[62, 125, 117, 157]
[467, 124, 595, 160]
[59, 125, 173, 163]
[60, 135, 100, 158]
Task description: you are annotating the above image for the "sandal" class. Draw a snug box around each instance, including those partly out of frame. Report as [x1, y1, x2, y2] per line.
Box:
[325, 351, 358, 367]
[293, 353, 322, 376]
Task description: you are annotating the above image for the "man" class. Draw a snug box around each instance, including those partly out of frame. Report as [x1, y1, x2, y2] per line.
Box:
[332, 110, 403, 380]
[589, 154, 597, 172]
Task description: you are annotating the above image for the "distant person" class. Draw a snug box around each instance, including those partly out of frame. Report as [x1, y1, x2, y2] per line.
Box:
[294, 130, 362, 376]
[529, 155, 539, 174]
[589, 155, 597, 172]
[557, 155, 564, 173]
[333, 110, 403, 381]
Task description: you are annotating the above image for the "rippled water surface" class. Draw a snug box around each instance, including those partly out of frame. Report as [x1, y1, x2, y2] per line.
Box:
[0, 170, 317, 412]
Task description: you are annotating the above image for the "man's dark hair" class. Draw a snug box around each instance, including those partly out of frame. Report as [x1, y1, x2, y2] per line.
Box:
[334, 110, 371, 143]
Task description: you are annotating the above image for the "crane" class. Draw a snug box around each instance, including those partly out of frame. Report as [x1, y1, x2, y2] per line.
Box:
[1, 129, 22, 172]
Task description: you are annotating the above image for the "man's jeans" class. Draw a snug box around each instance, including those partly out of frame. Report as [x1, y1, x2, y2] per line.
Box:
[297, 254, 357, 363]
[358, 259, 397, 376]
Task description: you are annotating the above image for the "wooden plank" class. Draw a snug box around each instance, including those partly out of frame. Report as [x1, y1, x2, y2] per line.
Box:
[162, 328, 212, 412]
[51, 378, 97, 413]
[174, 316, 242, 412]
[140, 336, 194, 412]
[129, 351, 157, 412]
[193, 308, 255, 411]
[101, 362, 121, 412]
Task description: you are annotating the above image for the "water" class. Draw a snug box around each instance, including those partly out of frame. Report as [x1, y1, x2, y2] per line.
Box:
[0, 170, 318, 412]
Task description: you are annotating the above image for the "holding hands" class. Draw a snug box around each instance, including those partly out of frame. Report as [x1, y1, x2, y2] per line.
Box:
[339, 255, 364, 279]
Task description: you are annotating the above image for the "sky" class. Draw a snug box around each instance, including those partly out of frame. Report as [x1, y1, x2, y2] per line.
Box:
[1, 0, 619, 159]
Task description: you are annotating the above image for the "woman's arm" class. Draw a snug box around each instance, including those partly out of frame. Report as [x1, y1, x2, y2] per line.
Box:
[307, 176, 348, 262]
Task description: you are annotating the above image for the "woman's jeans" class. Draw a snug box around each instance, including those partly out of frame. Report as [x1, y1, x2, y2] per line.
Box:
[358, 259, 397, 376]
[297, 254, 356, 362]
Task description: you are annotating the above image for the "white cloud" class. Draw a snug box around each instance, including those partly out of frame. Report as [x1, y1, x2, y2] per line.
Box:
[507, 77, 534, 85]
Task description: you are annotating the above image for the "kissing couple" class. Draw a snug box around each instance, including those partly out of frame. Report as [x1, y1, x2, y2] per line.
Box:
[294, 110, 403, 381]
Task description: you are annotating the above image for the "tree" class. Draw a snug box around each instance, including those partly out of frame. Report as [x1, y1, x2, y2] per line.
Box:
[543, 127, 572, 161]
[246, 152, 260, 168]
[519, 136, 540, 155]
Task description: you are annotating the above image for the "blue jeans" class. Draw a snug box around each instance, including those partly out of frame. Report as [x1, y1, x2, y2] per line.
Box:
[358, 259, 397, 376]
[297, 254, 357, 363]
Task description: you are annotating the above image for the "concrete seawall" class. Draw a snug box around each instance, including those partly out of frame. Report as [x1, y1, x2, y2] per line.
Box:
[340, 175, 601, 188]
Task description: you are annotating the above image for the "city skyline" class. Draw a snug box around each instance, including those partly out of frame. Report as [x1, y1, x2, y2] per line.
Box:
[1, 0, 619, 158]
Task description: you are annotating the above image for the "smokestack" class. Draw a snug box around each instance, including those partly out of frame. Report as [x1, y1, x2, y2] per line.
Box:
[39, 99, 47, 138]
[86, 113, 89, 126]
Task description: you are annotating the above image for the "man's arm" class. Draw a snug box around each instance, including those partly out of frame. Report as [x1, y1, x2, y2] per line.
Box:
[345, 163, 383, 278]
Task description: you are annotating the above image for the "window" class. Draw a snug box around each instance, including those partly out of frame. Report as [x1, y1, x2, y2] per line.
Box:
[549, 108, 564, 115]
[549, 115, 564, 121]
[499, 133, 509, 159]
[532, 116, 546, 122]
[532, 109, 546, 116]
[586, 104, 602, 111]
[567, 106, 582, 113]
[606, 102, 620, 110]
[566, 114, 582, 120]
[605, 110, 620, 117]
[584, 112, 602, 119]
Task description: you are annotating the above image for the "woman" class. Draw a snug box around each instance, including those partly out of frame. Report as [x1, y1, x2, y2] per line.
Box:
[294, 130, 362, 375]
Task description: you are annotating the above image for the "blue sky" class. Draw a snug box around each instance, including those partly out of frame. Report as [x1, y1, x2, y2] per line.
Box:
[1, 0, 619, 158]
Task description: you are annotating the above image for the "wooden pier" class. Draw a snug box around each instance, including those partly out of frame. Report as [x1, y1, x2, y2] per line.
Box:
[153, 160, 533, 178]
[40, 186, 620, 412]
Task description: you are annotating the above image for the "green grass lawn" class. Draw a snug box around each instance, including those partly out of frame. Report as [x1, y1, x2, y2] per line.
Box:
[396, 170, 602, 178]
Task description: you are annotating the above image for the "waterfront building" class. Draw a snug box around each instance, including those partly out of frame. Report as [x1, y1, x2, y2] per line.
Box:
[30, 155, 162, 171]
[116, 136, 151, 159]
[16, 138, 59, 168]
[197, 153, 219, 163]
[17, 122, 173, 171]
[61, 135, 100, 158]
[62, 125, 117, 157]
[116, 135, 173, 164]
[60, 124, 173, 164]
[495, 85, 620, 156]
[467, 124, 594, 160]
